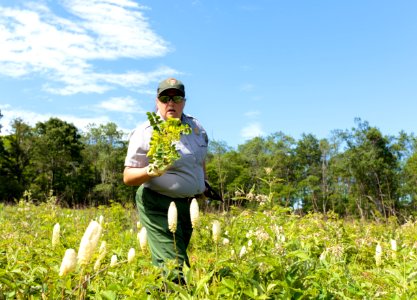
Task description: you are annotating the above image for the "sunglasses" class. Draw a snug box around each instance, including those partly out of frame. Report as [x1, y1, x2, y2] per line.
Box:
[158, 95, 185, 104]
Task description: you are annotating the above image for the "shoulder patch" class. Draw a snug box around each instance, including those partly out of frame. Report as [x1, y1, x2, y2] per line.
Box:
[182, 113, 195, 121]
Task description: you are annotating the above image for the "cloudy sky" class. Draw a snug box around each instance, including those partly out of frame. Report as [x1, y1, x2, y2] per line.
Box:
[1, 0, 416, 147]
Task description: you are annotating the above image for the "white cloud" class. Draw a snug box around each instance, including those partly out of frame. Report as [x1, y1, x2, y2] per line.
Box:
[62, 0, 167, 59]
[240, 83, 255, 92]
[62, 115, 112, 132]
[94, 66, 180, 90]
[244, 110, 260, 118]
[238, 5, 262, 12]
[97, 96, 145, 113]
[0, 0, 175, 95]
[0, 104, 110, 135]
[240, 122, 264, 140]
[239, 65, 252, 72]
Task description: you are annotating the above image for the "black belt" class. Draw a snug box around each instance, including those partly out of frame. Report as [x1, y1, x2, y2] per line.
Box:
[181, 194, 204, 203]
[144, 187, 202, 203]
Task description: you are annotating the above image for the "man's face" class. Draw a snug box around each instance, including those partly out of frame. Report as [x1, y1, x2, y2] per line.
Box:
[156, 89, 185, 120]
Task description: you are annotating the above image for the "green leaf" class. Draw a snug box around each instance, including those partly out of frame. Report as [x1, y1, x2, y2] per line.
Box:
[221, 278, 235, 291]
[146, 112, 191, 171]
[100, 290, 117, 300]
[195, 270, 214, 294]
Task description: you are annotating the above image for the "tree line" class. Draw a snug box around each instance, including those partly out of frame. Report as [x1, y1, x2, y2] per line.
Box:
[0, 116, 133, 207]
[1, 112, 417, 220]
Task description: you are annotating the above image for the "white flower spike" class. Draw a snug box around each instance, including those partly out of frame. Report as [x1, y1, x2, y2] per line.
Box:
[239, 245, 247, 258]
[52, 223, 60, 248]
[190, 198, 200, 228]
[94, 241, 107, 271]
[375, 243, 382, 266]
[110, 255, 118, 267]
[138, 227, 148, 252]
[77, 220, 102, 265]
[59, 249, 77, 277]
[212, 220, 221, 243]
[390, 239, 397, 251]
[168, 201, 178, 233]
[128, 248, 136, 263]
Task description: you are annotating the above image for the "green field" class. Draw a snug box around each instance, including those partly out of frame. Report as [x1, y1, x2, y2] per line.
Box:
[1, 200, 417, 299]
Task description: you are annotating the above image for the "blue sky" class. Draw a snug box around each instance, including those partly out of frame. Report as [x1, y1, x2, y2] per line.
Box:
[0, 0, 416, 148]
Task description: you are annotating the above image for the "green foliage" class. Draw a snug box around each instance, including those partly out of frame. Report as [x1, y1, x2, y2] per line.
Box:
[30, 118, 85, 202]
[0, 119, 33, 201]
[146, 112, 191, 173]
[2, 115, 417, 218]
[82, 123, 128, 205]
[2, 200, 417, 298]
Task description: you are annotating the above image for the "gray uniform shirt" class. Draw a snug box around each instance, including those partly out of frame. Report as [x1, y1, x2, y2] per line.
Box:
[124, 112, 208, 198]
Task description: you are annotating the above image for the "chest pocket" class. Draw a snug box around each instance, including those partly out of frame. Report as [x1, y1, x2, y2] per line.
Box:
[175, 129, 207, 165]
[193, 130, 208, 163]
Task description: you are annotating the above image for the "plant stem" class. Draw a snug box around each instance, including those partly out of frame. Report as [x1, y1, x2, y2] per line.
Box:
[173, 233, 181, 284]
[77, 267, 84, 300]
[216, 243, 218, 261]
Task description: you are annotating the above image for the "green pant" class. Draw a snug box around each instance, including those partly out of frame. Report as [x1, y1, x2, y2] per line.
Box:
[136, 186, 193, 268]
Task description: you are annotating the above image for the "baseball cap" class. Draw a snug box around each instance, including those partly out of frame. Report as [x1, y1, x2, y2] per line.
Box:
[157, 78, 185, 97]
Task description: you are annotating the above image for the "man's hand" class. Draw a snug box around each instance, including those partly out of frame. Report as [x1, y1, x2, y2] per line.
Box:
[146, 163, 170, 177]
[204, 180, 223, 201]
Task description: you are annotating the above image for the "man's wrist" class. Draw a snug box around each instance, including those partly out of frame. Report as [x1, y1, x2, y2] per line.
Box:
[146, 165, 160, 177]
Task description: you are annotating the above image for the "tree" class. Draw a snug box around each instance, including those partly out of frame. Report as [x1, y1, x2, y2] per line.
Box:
[238, 136, 271, 184]
[0, 109, 3, 133]
[31, 118, 84, 204]
[338, 119, 400, 219]
[263, 132, 296, 207]
[206, 140, 252, 209]
[206, 140, 231, 200]
[0, 119, 34, 201]
[400, 134, 417, 212]
[293, 134, 322, 212]
[82, 123, 127, 204]
[0, 135, 17, 201]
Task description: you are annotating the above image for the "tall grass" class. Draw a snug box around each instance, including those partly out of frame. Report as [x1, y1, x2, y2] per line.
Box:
[1, 199, 417, 299]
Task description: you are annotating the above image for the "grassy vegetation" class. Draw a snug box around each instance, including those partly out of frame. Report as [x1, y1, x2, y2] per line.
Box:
[1, 199, 417, 299]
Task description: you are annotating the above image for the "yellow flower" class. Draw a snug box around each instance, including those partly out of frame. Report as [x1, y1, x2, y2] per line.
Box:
[212, 220, 221, 243]
[52, 223, 60, 248]
[190, 198, 199, 228]
[59, 249, 76, 277]
[77, 220, 102, 266]
[168, 202, 178, 233]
